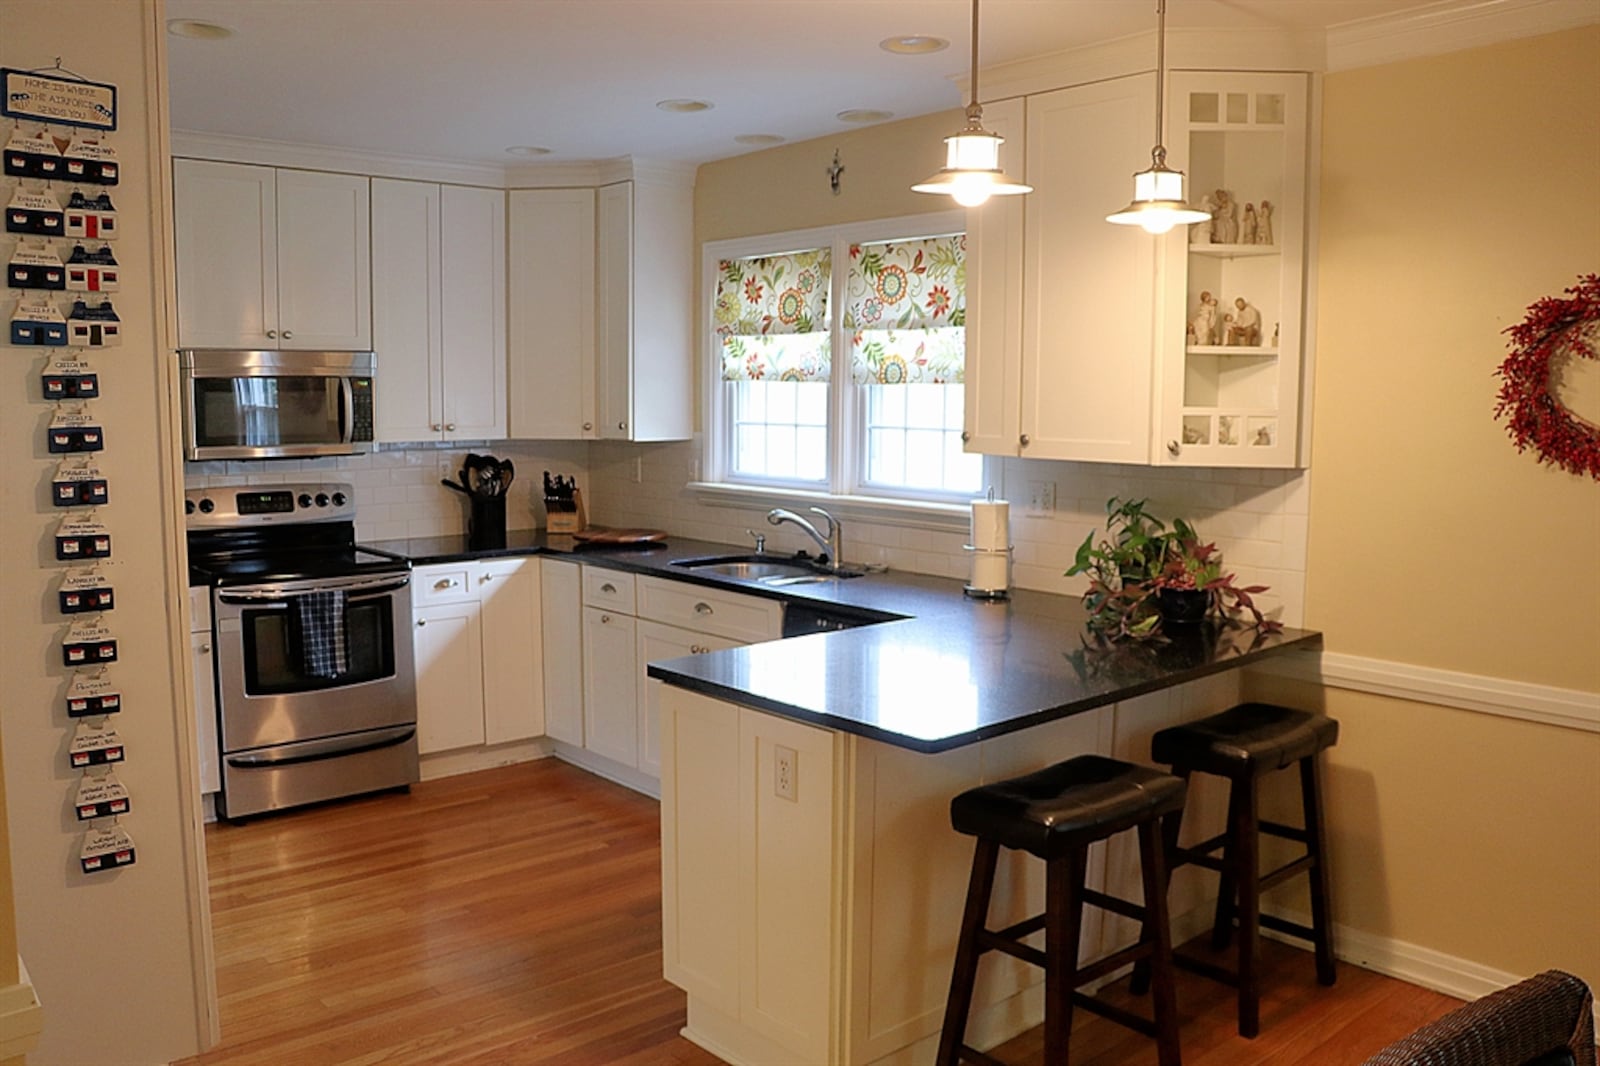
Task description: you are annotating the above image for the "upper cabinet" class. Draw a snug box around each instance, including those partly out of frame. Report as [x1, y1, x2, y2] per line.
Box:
[508, 188, 597, 440]
[173, 160, 371, 350]
[964, 68, 1312, 469]
[372, 180, 506, 443]
[1157, 72, 1309, 467]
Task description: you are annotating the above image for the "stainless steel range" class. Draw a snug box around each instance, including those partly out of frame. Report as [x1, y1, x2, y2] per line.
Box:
[186, 482, 417, 820]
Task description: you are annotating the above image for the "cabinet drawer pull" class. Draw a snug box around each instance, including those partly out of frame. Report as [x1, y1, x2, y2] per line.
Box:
[694, 602, 713, 615]
[282, 329, 294, 340]
[600, 582, 617, 594]
[434, 578, 456, 590]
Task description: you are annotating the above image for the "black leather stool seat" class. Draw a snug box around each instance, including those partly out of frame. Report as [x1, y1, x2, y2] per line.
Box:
[1151, 702, 1339, 777]
[951, 754, 1187, 859]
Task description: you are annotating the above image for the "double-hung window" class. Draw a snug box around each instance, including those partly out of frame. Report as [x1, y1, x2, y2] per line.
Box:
[705, 212, 982, 505]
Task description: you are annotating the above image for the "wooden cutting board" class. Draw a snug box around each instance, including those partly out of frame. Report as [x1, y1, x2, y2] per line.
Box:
[570, 528, 668, 545]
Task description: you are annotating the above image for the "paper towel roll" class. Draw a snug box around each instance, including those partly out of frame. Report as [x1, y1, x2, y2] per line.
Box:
[970, 499, 1010, 551]
[970, 551, 1010, 591]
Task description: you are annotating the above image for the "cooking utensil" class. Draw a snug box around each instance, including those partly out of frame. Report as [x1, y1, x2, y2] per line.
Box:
[440, 479, 471, 496]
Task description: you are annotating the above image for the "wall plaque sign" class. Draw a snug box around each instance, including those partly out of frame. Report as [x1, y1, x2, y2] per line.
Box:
[2, 68, 117, 130]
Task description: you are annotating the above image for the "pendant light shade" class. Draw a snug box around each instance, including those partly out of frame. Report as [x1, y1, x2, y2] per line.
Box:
[912, 0, 1030, 208]
[1107, 0, 1205, 234]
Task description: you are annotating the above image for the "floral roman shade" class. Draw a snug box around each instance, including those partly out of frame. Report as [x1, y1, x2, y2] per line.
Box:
[715, 249, 832, 381]
[844, 234, 966, 384]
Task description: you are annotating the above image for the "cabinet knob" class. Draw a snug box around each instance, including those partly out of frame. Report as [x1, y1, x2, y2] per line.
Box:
[265, 329, 276, 339]
[445, 423, 456, 431]
[199, 642, 211, 654]
[416, 618, 427, 627]
[694, 602, 713, 615]
[1167, 439, 1181, 456]
[431, 423, 442, 431]
[582, 422, 593, 432]
[960, 430, 971, 443]
[282, 330, 294, 340]
[691, 644, 705, 654]
[600, 613, 612, 624]
[618, 421, 627, 431]
[1019, 433, 1031, 448]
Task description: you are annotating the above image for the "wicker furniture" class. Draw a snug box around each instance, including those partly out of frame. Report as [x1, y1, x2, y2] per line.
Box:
[1362, 969, 1596, 1066]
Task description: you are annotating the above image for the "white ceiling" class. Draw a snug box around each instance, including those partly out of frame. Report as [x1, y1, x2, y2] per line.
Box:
[164, 0, 1448, 167]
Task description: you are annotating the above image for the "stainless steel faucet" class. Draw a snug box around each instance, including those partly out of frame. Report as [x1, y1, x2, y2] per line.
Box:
[767, 507, 842, 568]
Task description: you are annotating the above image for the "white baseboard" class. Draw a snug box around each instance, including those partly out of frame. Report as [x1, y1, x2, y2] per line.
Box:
[418, 738, 552, 781]
[0, 956, 43, 1060]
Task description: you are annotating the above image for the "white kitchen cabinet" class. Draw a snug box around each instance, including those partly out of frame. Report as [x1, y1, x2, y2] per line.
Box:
[477, 558, 544, 744]
[372, 179, 505, 442]
[581, 604, 639, 766]
[508, 188, 597, 440]
[596, 178, 694, 441]
[1156, 71, 1310, 467]
[173, 159, 370, 350]
[413, 597, 487, 754]
[636, 620, 737, 779]
[189, 586, 220, 797]
[540, 558, 585, 746]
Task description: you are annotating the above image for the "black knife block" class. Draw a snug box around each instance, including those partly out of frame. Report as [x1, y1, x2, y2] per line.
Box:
[468, 496, 507, 551]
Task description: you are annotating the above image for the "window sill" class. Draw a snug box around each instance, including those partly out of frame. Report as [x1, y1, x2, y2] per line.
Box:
[688, 481, 971, 536]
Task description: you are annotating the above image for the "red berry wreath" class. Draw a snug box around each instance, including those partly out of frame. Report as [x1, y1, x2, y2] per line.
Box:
[1493, 273, 1600, 481]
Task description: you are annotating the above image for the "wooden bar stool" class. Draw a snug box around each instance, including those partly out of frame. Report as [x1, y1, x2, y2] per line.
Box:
[1142, 702, 1339, 1038]
[936, 754, 1187, 1066]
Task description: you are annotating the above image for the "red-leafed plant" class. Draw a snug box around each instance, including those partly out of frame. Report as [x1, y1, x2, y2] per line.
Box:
[1067, 498, 1279, 638]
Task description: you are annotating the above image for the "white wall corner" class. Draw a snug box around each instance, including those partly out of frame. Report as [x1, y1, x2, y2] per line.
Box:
[1326, 0, 1600, 72]
[0, 956, 44, 1060]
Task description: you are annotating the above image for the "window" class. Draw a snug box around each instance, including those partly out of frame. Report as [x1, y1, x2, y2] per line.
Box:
[706, 213, 982, 504]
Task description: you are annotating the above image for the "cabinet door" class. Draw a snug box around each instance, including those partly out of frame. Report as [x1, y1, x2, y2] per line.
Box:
[963, 97, 1027, 457]
[191, 630, 220, 795]
[582, 605, 639, 766]
[595, 181, 635, 441]
[625, 178, 694, 441]
[1022, 75, 1158, 463]
[540, 558, 584, 745]
[478, 558, 544, 744]
[173, 159, 278, 349]
[275, 169, 372, 350]
[636, 620, 739, 779]
[371, 178, 443, 442]
[413, 600, 486, 754]
[440, 185, 506, 440]
[508, 189, 597, 440]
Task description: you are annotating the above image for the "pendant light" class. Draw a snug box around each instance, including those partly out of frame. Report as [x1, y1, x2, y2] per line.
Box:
[912, 0, 1031, 208]
[1106, 0, 1210, 234]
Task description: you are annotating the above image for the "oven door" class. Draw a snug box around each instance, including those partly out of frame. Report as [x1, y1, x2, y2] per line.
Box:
[213, 571, 415, 753]
[180, 349, 375, 460]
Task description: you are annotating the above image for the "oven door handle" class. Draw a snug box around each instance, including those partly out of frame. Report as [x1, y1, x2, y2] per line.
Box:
[217, 573, 411, 602]
[225, 726, 416, 769]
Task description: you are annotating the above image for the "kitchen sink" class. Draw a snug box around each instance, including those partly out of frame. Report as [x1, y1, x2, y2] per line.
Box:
[669, 554, 863, 583]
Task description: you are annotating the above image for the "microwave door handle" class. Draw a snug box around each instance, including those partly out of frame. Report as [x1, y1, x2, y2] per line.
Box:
[339, 376, 355, 445]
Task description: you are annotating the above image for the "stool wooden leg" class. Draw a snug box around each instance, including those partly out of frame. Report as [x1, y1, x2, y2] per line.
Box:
[1138, 819, 1183, 1066]
[1210, 776, 1245, 952]
[1234, 774, 1262, 1038]
[1300, 755, 1337, 987]
[1129, 777, 1188, 998]
[1044, 849, 1086, 1064]
[937, 838, 1000, 1066]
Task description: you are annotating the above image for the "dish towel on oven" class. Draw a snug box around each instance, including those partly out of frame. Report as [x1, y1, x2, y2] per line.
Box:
[296, 590, 348, 678]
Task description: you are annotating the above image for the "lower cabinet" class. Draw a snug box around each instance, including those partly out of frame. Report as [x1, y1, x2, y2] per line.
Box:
[636, 620, 737, 778]
[412, 558, 543, 755]
[540, 558, 585, 745]
[189, 586, 220, 797]
[582, 605, 639, 765]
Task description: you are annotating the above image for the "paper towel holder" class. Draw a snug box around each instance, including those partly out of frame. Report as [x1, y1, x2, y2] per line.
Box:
[961, 542, 1013, 600]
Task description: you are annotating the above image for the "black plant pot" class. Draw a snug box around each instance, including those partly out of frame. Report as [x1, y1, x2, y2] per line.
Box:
[1156, 587, 1210, 625]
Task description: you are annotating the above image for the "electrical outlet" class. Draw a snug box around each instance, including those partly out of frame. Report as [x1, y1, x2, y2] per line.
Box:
[1027, 480, 1056, 516]
[774, 745, 798, 802]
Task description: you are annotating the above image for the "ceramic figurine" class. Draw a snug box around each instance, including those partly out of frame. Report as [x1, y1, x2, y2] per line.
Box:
[1219, 416, 1241, 446]
[1257, 200, 1274, 245]
[1192, 193, 1216, 244]
[1191, 290, 1220, 346]
[1272, 322, 1280, 347]
[1211, 189, 1238, 244]
[1183, 422, 1207, 445]
[1254, 425, 1275, 446]
[1227, 297, 1262, 346]
[1241, 203, 1258, 245]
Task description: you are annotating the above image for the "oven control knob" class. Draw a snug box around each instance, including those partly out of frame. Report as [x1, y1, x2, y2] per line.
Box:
[185, 499, 195, 515]
[298, 493, 313, 509]
[197, 498, 215, 514]
[331, 492, 347, 507]
[314, 493, 330, 507]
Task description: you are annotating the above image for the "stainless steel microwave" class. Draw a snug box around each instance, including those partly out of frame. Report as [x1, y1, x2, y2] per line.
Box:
[179, 349, 376, 461]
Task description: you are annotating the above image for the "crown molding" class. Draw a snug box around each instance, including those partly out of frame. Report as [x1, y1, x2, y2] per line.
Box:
[1326, 0, 1600, 71]
[169, 130, 509, 186]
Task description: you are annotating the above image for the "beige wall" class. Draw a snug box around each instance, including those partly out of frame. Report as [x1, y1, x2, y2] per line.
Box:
[1283, 26, 1600, 987]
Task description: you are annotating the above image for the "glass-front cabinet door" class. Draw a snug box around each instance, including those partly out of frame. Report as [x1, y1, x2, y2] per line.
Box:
[1157, 71, 1310, 467]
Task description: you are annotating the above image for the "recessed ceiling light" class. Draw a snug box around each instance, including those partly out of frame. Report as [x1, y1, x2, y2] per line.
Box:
[837, 109, 895, 125]
[880, 35, 949, 55]
[734, 134, 787, 147]
[656, 99, 715, 114]
[167, 18, 233, 40]
[505, 145, 552, 157]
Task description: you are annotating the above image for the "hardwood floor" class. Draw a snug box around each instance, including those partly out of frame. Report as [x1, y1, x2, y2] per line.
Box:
[179, 759, 1461, 1065]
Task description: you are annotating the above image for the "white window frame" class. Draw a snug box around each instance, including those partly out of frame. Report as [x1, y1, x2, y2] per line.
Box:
[698, 211, 989, 533]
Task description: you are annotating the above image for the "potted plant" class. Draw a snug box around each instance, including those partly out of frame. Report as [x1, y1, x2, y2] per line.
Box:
[1066, 498, 1279, 637]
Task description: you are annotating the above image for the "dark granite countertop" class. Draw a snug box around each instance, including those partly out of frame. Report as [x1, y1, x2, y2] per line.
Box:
[363, 530, 1322, 753]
